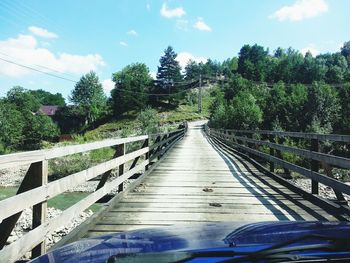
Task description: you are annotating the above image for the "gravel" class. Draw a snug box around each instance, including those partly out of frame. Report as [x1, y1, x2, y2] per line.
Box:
[288, 178, 350, 202]
[6, 207, 93, 259]
[0, 165, 29, 187]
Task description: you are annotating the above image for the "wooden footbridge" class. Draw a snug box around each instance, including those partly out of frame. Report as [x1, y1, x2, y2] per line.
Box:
[1, 121, 350, 262]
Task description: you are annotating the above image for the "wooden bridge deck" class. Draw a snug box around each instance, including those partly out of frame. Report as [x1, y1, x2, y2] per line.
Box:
[82, 121, 340, 239]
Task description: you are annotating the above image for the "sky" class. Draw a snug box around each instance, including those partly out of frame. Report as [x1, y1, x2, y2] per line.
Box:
[0, 0, 350, 100]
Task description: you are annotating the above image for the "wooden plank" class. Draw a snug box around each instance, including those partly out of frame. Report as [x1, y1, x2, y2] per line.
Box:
[53, 130, 184, 249]
[98, 212, 307, 222]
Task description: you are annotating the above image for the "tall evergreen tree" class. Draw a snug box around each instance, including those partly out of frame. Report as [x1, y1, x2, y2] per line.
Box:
[156, 46, 182, 101]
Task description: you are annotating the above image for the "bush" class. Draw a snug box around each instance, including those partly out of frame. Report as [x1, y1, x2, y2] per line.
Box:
[137, 107, 160, 135]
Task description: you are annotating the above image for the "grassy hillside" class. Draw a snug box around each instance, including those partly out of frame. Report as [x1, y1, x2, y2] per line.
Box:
[84, 87, 214, 140]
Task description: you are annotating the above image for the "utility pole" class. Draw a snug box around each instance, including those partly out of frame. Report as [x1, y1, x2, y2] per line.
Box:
[198, 74, 202, 113]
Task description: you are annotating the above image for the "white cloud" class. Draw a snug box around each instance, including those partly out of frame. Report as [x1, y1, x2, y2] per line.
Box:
[146, 3, 151, 11]
[194, 17, 212, 32]
[119, 41, 128, 47]
[176, 52, 207, 69]
[102, 79, 115, 93]
[176, 19, 189, 31]
[127, 30, 138, 36]
[28, 26, 58, 39]
[301, 44, 320, 56]
[0, 34, 105, 77]
[160, 3, 185, 18]
[269, 0, 328, 22]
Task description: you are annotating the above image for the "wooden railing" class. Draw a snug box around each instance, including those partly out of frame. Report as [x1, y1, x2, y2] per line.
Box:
[0, 125, 186, 262]
[206, 127, 350, 207]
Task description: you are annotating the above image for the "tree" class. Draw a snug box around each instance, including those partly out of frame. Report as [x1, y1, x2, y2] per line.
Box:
[304, 82, 340, 132]
[237, 44, 269, 81]
[29, 89, 66, 106]
[70, 71, 106, 124]
[297, 52, 327, 83]
[341, 41, 350, 66]
[6, 86, 41, 112]
[156, 46, 182, 102]
[227, 91, 262, 130]
[0, 101, 25, 152]
[23, 113, 59, 149]
[111, 63, 153, 115]
[335, 83, 350, 133]
[184, 60, 201, 80]
[1, 87, 59, 151]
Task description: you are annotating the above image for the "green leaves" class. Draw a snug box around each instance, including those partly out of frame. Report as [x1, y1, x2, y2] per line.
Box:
[111, 63, 152, 115]
[70, 71, 106, 124]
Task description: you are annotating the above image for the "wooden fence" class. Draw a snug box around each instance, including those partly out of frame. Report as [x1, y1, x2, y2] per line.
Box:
[0, 125, 186, 262]
[207, 127, 350, 207]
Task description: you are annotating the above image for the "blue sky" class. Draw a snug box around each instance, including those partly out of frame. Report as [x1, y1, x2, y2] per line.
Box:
[0, 0, 349, 100]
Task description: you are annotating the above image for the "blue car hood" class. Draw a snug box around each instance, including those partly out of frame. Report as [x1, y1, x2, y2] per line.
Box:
[30, 221, 350, 263]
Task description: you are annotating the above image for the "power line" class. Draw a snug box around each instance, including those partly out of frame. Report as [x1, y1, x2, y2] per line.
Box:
[0, 56, 78, 83]
[0, 51, 78, 79]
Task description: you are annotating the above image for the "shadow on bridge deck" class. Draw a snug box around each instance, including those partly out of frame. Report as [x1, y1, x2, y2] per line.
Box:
[205, 131, 345, 221]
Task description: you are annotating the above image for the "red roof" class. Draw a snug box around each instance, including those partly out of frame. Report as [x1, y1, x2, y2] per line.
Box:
[39, 105, 60, 116]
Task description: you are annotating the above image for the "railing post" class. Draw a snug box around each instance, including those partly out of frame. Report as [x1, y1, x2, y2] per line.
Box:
[116, 143, 125, 192]
[269, 135, 275, 173]
[145, 137, 149, 171]
[31, 160, 48, 258]
[311, 139, 319, 195]
[0, 161, 48, 253]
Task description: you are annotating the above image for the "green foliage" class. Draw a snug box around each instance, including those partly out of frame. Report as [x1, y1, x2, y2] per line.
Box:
[156, 46, 182, 86]
[238, 44, 269, 81]
[0, 87, 59, 152]
[335, 83, 350, 133]
[6, 86, 41, 112]
[137, 107, 160, 135]
[29, 89, 66, 106]
[227, 91, 262, 130]
[304, 82, 340, 132]
[184, 60, 201, 80]
[54, 106, 87, 134]
[70, 71, 106, 124]
[111, 63, 152, 115]
[23, 112, 59, 149]
[0, 101, 25, 150]
[155, 46, 183, 104]
[49, 153, 91, 179]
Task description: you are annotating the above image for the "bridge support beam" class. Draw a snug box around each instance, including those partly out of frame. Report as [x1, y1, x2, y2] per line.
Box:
[311, 139, 319, 195]
[117, 143, 125, 192]
[31, 160, 48, 258]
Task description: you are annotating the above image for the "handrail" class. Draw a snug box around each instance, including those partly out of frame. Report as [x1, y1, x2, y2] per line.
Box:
[0, 124, 187, 262]
[207, 126, 350, 204]
[0, 135, 148, 170]
[216, 128, 350, 143]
